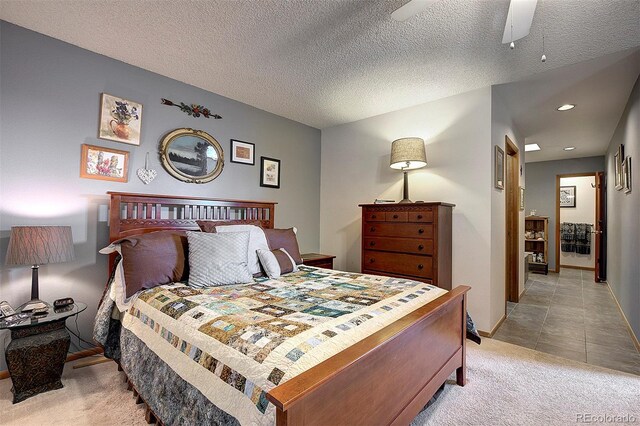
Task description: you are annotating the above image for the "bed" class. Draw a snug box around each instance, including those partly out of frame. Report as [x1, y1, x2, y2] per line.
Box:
[94, 192, 470, 426]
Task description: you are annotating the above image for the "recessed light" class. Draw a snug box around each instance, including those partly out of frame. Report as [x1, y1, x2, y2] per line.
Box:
[564, 146, 576, 151]
[525, 143, 541, 152]
[557, 104, 576, 111]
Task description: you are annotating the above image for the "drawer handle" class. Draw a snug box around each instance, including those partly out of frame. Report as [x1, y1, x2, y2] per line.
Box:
[418, 228, 425, 234]
[370, 226, 376, 232]
[393, 214, 399, 219]
[417, 214, 423, 219]
[418, 264, 424, 270]
[418, 244, 424, 250]
[369, 258, 375, 263]
[371, 214, 377, 219]
[370, 241, 376, 246]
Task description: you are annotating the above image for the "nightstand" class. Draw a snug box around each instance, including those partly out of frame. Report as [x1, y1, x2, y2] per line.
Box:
[1, 302, 86, 403]
[301, 253, 336, 269]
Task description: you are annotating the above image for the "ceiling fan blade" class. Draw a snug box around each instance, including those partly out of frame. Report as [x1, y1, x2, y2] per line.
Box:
[391, 0, 441, 22]
[502, 0, 538, 43]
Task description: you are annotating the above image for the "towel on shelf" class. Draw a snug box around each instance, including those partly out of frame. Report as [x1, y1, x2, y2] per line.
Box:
[560, 222, 576, 253]
[575, 223, 592, 255]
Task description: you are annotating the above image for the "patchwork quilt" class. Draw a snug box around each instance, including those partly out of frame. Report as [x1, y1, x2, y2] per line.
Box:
[117, 266, 447, 425]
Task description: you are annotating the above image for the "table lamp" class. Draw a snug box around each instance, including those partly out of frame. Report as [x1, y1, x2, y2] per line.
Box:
[5, 226, 75, 308]
[390, 137, 427, 203]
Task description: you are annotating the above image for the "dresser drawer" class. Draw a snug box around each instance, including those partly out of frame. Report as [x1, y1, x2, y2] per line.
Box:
[364, 222, 433, 238]
[363, 250, 433, 279]
[408, 210, 433, 223]
[364, 237, 434, 255]
[364, 211, 385, 222]
[384, 211, 408, 222]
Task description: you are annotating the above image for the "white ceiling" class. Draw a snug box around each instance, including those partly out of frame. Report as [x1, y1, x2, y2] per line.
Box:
[0, 0, 639, 129]
[495, 48, 640, 163]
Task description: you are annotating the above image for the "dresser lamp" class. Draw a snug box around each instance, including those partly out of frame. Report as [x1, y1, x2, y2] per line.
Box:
[390, 137, 427, 203]
[5, 226, 75, 309]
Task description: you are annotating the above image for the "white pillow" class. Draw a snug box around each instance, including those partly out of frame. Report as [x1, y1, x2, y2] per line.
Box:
[257, 248, 299, 279]
[214, 225, 269, 275]
[186, 231, 253, 288]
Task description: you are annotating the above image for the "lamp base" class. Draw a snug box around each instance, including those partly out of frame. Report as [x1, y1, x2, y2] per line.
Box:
[398, 198, 413, 204]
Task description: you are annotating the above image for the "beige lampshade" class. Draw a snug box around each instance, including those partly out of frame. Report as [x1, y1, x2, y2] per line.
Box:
[390, 137, 427, 170]
[5, 226, 75, 266]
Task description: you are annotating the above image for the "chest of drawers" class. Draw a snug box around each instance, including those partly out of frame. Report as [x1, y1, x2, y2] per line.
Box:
[359, 203, 454, 290]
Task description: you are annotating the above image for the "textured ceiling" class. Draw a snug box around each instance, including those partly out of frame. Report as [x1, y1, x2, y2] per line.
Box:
[495, 48, 640, 163]
[1, 0, 639, 129]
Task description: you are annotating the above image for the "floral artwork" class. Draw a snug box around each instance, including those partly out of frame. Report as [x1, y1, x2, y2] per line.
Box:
[161, 98, 222, 119]
[260, 156, 281, 188]
[80, 144, 129, 182]
[99, 93, 143, 145]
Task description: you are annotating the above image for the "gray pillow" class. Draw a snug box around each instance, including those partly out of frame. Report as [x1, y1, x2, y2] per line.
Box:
[186, 231, 253, 288]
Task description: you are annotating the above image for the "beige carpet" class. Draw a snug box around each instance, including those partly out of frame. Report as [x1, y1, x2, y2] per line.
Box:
[1, 338, 638, 425]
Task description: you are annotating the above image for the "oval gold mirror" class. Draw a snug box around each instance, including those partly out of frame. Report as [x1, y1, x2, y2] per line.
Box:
[159, 128, 224, 183]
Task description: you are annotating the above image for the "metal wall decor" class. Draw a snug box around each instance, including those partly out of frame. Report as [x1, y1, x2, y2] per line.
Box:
[159, 128, 224, 183]
[137, 152, 157, 185]
[161, 98, 221, 119]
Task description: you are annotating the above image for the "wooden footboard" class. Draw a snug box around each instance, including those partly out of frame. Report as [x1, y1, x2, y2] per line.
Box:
[267, 285, 470, 426]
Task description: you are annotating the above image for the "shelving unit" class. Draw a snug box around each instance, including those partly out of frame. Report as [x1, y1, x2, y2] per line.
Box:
[525, 216, 549, 275]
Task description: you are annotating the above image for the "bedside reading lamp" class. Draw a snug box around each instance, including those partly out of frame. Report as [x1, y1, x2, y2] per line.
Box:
[5, 226, 74, 310]
[390, 137, 427, 203]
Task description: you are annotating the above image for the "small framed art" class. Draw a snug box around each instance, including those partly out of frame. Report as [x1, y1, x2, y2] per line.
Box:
[260, 156, 281, 188]
[230, 139, 255, 165]
[80, 144, 129, 182]
[98, 93, 143, 145]
[495, 145, 504, 190]
[559, 185, 576, 208]
[623, 156, 632, 194]
[614, 144, 624, 190]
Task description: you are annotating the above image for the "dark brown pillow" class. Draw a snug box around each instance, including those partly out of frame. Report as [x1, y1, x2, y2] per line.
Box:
[196, 220, 262, 233]
[115, 231, 188, 298]
[263, 228, 303, 264]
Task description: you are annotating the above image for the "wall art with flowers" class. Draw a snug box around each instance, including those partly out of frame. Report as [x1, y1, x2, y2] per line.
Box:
[80, 144, 129, 182]
[98, 93, 143, 145]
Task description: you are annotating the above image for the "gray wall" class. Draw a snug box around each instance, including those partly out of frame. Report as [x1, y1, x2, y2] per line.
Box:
[0, 22, 321, 370]
[525, 156, 605, 271]
[605, 76, 639, 339]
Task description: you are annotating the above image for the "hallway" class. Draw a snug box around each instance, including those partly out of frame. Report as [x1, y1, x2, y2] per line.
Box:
[494, 268, 640, 375]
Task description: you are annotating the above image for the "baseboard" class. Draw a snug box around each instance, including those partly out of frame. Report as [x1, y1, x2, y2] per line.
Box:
[606, 283, 640, 353]
[478, 314, 506, 338]
[0, 347, 104, 380]
[560, 264, 595, 271]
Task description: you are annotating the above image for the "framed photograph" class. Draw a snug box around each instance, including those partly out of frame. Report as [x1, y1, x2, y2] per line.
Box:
[230, 139, 255, 165]
[559, 185, 576, 208]
[260, 156, 281, 188]
[614, 144, 624, 190]
[623, 156, 632, 194]
[495, 145, 504, 190]
[80, 144, 129, 182]
[519, 187, 525, 211]
[98, 93, 143, 145]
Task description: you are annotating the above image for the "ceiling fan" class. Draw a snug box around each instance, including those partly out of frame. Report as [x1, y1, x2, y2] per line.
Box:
[391, 0, 538, 48]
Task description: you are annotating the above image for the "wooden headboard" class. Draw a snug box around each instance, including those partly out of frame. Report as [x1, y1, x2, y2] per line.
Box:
[108, 192, 277, 243]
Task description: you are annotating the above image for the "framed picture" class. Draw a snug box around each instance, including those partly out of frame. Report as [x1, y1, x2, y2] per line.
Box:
[230, 139, 255, 165]
[623, 156, 632, 194]
[519, 187, 525, 211]
[614, 144, 624, 190]
[495, 145, 504, 190]
[98, 93, 143, 145]
[260, 156, 281, 188]
[559, 185, 576, 208]
[80, 144, 129, 182]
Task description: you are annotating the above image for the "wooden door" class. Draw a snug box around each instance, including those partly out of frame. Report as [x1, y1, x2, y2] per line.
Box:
[595, 171, 606, 282]
[505, 137, 520, 303]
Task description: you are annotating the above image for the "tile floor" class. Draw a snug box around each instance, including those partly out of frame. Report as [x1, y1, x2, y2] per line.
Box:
[494, 268, 640, 375]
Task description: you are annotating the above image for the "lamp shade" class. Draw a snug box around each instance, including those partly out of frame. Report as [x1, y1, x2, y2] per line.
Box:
[390, 137, 427, 170]
[5, 226, 75, 266]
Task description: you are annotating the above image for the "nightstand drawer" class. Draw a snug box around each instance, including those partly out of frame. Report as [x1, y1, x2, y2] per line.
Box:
[364, 237, 433, 255]
[384, 212, 408, 222]
[408, 210, 433, 222]
[363, 250, 433, 279]
[364, 223, 433, 239]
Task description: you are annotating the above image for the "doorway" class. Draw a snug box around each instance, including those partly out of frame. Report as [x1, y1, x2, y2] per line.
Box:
[505, 136, 520, 304]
